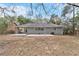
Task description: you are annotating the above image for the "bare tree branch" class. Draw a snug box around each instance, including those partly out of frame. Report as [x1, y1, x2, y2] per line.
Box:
[67, 3, 79, 7]
[41, 3, 48, 15]
[0, 7, 10, 17]
[30, 3, 33, 16]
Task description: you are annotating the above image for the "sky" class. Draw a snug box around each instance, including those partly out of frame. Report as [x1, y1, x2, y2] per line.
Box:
[0, 3, 65, 19]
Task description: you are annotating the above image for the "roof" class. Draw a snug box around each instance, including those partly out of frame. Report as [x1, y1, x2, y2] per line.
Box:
[16, 23, 64, 28]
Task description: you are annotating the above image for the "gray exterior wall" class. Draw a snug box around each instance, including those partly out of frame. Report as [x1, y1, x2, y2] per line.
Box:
[22, 27, 63, 35]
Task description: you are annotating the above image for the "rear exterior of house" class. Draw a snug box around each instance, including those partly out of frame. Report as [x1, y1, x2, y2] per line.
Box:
[16, 23, 64, 35]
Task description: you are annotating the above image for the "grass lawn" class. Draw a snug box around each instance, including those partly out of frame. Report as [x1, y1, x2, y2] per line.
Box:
[0, 35, 79, 56]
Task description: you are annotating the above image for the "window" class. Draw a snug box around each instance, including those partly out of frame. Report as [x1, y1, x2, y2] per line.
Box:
[50, 32, 54, 35]
[54, 28, 56, 30]
[58, 27, 61, 29]
[35, 27, 44, 31]
[26, 29, 27, 32]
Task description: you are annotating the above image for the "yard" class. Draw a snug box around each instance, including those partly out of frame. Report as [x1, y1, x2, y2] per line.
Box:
[0, 35, 79, 56]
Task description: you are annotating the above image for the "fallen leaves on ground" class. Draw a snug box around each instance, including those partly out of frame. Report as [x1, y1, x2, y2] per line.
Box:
[0, 35, 79, 56]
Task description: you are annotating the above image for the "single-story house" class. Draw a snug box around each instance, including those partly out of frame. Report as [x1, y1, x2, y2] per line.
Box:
[16, 23, 64, 35]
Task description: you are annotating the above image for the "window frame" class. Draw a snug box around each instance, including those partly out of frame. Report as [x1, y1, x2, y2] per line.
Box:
[35, 27, 44, 31]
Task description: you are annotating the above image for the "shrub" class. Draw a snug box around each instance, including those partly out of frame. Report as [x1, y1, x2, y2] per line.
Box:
[0, 18, 8, 34]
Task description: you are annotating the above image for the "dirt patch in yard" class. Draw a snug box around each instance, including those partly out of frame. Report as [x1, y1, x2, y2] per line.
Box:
[0, 35, 79, 56]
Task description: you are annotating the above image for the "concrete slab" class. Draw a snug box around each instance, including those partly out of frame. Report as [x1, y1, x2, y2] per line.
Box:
[27, 34, 54, 36]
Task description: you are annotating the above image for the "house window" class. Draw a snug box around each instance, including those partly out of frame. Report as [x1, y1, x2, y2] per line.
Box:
[26, 29, 27, 32]
[50, 32, 54, 35]
[54, 28, 56, 30]
[35, 27, 44, 31]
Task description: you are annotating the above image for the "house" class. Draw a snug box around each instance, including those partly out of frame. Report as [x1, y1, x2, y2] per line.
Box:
[16, 23, 64, 35]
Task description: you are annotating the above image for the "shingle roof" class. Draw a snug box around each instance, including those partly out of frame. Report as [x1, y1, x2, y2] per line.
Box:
[16, 23, 64, 28]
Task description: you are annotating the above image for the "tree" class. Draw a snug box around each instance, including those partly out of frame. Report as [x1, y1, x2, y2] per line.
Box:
[0, 6, 17, 33]
[75, 11, 79, 25]
[62, 19, 73, 35]
[61, 4, 76, 35]
[0, 17, 8, 34]
[17, 15, 32, 24]
[0, 6, 15, 17]
[61, 4, 72, 17]
[49, 14, 62, 25]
